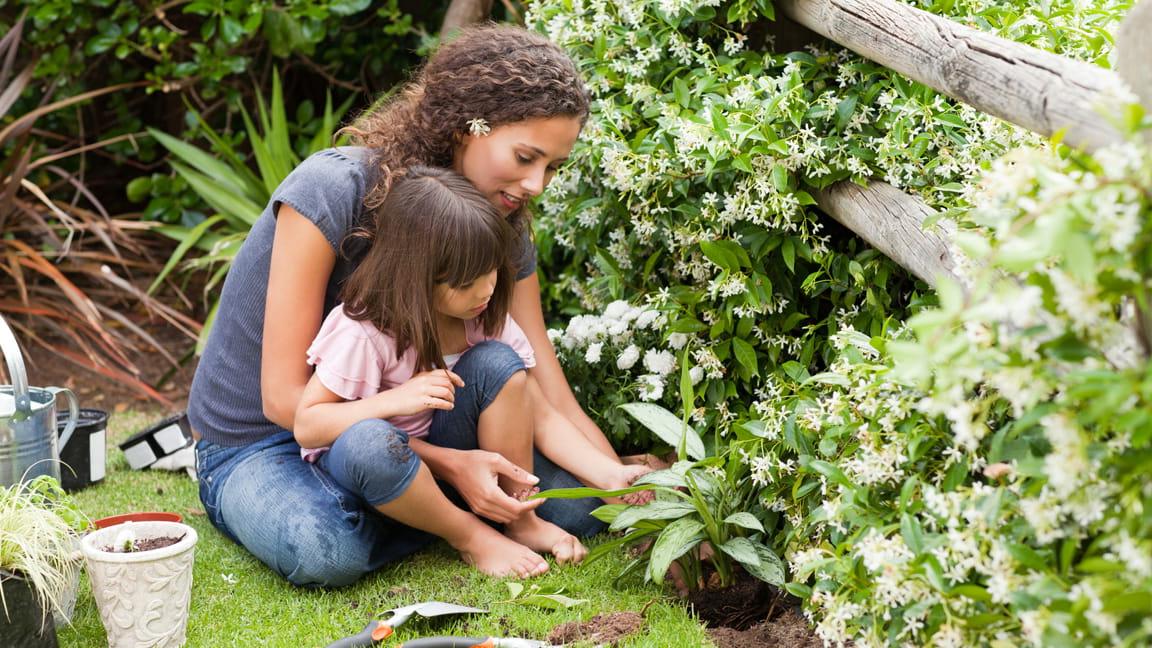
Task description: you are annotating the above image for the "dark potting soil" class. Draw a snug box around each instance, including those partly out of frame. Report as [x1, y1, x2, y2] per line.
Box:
[707, 607, 823, 648]
[547, 611, 644, 646]
[103, 534, 185, 553]
[685, 570, 822, 647]
[687, 571, 779, 630]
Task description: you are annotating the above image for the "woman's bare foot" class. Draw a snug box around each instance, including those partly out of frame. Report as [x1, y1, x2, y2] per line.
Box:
[600, 463, 656, 506]
[504, 513, 588, 564]
[454, 525, 549, 578]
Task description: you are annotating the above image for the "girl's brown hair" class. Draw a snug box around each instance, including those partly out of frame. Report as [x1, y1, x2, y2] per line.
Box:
[339, 166, 516, 372]
[341, 24, 589, 217]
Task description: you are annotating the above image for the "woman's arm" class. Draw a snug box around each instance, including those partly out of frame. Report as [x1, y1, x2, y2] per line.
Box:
[261, 205, 336, 430]
[509, 274, 619, 458]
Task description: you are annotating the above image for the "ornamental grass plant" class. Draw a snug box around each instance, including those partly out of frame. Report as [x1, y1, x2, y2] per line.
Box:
[0, 476, 86, 622]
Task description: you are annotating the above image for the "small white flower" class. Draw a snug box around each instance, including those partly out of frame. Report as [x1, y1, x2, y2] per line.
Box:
[221, 573, 238, 585]
[584, 342, 603, 364]
[688, 366, 705, 385]
[616, 344, 640, 370]
[643, 349, 676, 376]
[467, 118, 491, 137]
[667, 332, 688, 349]
[637, 374, 665, 401]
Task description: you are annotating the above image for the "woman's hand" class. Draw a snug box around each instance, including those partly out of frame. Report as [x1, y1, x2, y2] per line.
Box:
[386, 369, 465, 416]
[447, 450, 545, 524]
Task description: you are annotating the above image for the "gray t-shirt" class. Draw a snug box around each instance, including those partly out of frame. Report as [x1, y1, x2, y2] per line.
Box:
[188, 147, 537, 446]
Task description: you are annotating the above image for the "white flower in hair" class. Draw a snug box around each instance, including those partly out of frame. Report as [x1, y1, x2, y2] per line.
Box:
[467, 118, 491, 137]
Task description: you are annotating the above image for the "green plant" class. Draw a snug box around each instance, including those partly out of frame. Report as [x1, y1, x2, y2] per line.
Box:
[539, 393, 785, 592]
[0, 476, 88, 620]
[144, 72, 351, 350]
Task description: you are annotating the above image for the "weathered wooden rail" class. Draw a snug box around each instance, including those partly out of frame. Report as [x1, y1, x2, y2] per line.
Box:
[775, 0, 1147, 288]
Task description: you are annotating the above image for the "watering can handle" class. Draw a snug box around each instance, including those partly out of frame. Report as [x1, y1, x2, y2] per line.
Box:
[49, 387, 79, 452]
[0, 314, 31, 414]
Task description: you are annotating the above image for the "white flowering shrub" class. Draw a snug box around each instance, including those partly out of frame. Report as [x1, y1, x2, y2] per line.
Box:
[746, 121, 1152, 646]
[547, 300, 684, 448]
[527, 0, 1130, 445]
[525, 2, 1145, 644]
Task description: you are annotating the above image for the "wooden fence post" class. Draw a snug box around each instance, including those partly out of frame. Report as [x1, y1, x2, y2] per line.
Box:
[441, 0, 494, 35]
[777, 0, 1126, 152]
[1114, 2, 1152, 358]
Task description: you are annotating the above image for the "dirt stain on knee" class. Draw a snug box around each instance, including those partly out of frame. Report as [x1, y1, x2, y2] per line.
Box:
[385, 432, 414, 464]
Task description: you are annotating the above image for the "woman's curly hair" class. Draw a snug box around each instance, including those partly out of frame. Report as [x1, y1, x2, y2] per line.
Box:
[341, 24, 590, 213]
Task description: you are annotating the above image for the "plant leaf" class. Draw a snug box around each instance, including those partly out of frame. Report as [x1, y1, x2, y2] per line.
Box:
[647, 517, 705, 585]
[742, 543, 786, 586]
[609, 501, 698, 532]
[619, 402, 706, 460]
[722, 512, 764, 533]
[719, 537, 761, 567]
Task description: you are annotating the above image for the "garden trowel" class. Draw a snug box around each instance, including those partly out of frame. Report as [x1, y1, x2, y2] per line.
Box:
[325, 601, 488, 648]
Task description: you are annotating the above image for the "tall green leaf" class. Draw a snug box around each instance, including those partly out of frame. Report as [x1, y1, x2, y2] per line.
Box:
[620, 403, 706, 460]
[647, 517, 705, 585]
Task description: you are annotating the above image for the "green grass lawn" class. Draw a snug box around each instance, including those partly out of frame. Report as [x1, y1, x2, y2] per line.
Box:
[58, 410, 710, 647]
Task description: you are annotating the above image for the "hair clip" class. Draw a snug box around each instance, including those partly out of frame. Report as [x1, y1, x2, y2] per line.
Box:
[467, 118, 491, 137]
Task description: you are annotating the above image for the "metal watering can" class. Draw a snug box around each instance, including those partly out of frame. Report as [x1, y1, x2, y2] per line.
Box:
[0, 314, 79, 487]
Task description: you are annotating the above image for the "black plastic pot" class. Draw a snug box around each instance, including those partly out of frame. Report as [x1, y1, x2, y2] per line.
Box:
[0, 569, 58, 648]
[55, 408, 108, 493]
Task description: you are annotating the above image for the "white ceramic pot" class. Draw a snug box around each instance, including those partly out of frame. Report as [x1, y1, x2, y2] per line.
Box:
[80, 521, 197, 648]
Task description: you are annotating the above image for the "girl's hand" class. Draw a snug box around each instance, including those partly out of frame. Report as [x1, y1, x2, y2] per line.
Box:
[387, 369, 466, 416]
[450, 450, 545, 523]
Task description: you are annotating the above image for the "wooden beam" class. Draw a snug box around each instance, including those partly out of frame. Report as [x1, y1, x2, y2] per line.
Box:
[1114, 3, 1152, 358]
[777, 0, 1127, 152]
[1116, 1, 1152, 111]
[441, 0, 494, 36]
[814, 181, 957, 287]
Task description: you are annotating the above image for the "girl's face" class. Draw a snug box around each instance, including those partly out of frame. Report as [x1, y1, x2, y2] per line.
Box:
[453, 116, 582, 215]
[434, 269, 499, 321]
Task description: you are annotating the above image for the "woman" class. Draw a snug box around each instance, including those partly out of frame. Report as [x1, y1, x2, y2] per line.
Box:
[188, 24, 630, 586]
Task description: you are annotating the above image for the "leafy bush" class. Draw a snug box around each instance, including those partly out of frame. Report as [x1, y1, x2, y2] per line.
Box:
[526, 0, 1143, 645]
[542, 400, 785, 591]
[0, 476, 87, 619]
[759, 117, 1152, 647]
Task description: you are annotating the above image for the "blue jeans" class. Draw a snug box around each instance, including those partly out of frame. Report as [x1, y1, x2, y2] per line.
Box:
[195, 341, 605, 587]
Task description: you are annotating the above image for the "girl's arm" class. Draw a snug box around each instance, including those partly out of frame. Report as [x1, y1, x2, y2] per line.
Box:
[509, 274, 619, 459]
[262, 205, 336, 430]
[293, 369, 462, 449]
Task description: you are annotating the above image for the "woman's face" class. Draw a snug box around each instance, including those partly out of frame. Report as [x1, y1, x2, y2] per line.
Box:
[453, 116, 582, 215]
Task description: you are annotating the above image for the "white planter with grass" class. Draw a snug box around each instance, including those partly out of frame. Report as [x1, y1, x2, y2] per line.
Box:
[81, 520, 197, 648]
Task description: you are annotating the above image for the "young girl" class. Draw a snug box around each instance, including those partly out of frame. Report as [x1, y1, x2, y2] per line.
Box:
[292, 167, 649, 576]
[189, 24, 651, 587]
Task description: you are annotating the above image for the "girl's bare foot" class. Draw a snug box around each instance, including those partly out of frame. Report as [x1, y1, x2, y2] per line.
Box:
[454, 525, 549, 578]
[504, 513, 588, 564]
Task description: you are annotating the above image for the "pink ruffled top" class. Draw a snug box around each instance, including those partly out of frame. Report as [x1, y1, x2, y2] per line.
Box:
[300, 304, 536, 462]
